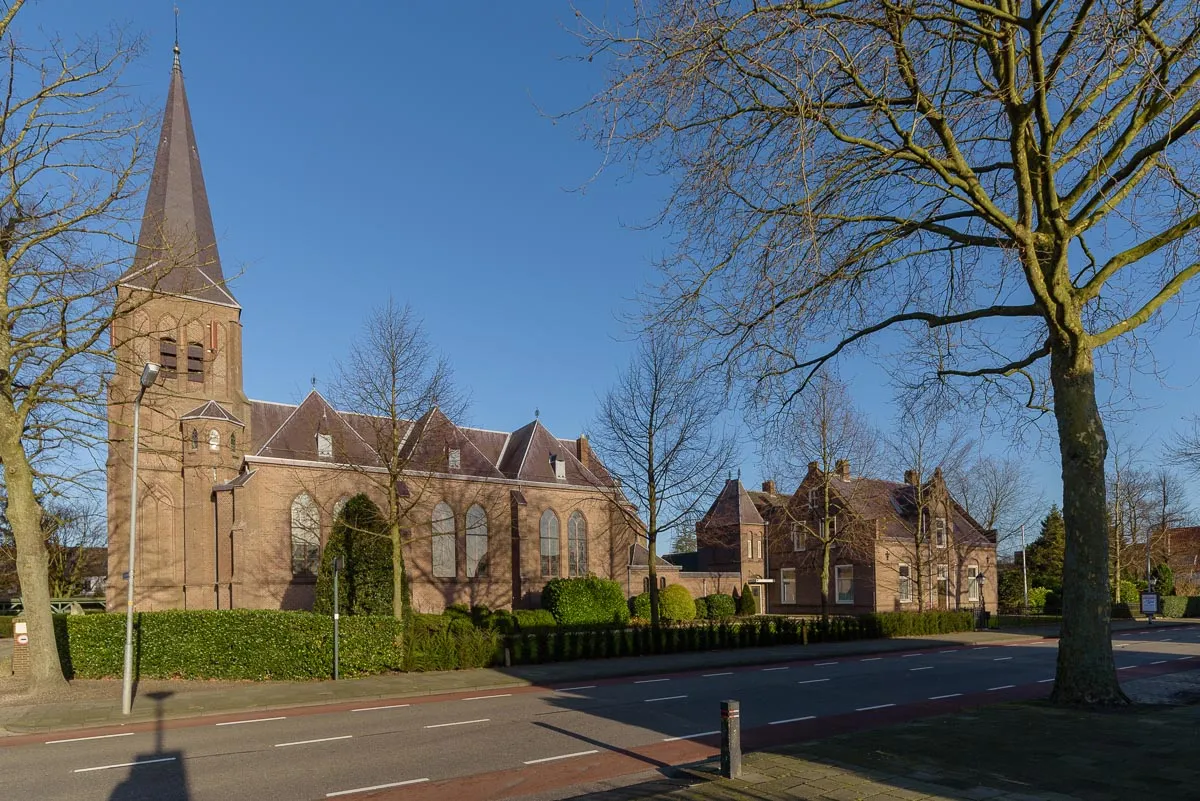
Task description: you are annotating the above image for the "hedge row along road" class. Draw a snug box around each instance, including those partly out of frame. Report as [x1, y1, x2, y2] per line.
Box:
[2, 626, 1197, 801]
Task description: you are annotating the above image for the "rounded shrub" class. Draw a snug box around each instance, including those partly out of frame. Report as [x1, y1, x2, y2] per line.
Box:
[737, 583, 758, 616]
[631, 591, 653, 620]
[692, 596, 708, 621]
[660, 584, 696, 621]
[313, 495, 393, 617]
[704, 593, 737, 619]
[541, 576, 631, 626]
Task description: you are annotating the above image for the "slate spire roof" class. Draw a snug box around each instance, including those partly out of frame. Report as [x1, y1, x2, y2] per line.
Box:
[120, 45, 236, 307]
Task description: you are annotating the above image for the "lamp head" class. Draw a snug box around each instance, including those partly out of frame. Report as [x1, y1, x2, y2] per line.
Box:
[139, 362, 162, 389]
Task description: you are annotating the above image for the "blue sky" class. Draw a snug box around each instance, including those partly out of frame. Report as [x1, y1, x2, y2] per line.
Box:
[47, 2, 1200, 526]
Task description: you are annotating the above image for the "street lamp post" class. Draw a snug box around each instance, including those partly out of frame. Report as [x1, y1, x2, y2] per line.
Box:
[977, 573, 988, 630]
[121, 362, 161, 716]
[1147, 575, 1158, 626]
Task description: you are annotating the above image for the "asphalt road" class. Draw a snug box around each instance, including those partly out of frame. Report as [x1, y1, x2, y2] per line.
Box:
[5, 626, 1199, 801]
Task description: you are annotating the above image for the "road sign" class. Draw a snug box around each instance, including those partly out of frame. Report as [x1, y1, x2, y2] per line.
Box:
[15, 634, 29, 645]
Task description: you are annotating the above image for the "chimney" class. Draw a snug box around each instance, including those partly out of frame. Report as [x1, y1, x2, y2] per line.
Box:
[903, 469, 919, 485]
[762, 480, 776, 494]
[835, 459, 850, 479]
[807, 461, 818, 472]
[576, 434, 591, 467]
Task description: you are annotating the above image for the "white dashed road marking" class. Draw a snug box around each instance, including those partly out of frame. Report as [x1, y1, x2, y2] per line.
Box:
[769, 715, 816, 725]
[861, 658, 882, 662]
[762, 667, 789, 672]
[910, 666, 933, 671]
[352, 704, 410, 713]
[75, 758, 176, 774]
[645, 695, 688, 703]
[662, 731, 720, 742]
[463, 694, 512, 701]
[276, 735, 352, 748]
[929, 693, 961, 700]
[556, 686, 597, 692]
[814, 662, 839, 667]
[856, 703, 896, 712]
[702, 672, 733, 678]
[424, 719, 489, 729]
[47, 732, 135, 745]
[215, 716, 286, 727]
[326, 779, 429, 797]
[635, 678, 670, 684]
[994, 657, 1013, 661]
[988, 685, 1016, 691]
[797, 679, 830, 685]
[523, 750, 600, 765]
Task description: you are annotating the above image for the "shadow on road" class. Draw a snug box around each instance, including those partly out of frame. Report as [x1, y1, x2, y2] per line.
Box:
[107, 690, 191, 801]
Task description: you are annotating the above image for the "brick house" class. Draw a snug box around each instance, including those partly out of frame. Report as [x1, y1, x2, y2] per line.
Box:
[678, 462, 997, 614]
[105, 49, 641, 614]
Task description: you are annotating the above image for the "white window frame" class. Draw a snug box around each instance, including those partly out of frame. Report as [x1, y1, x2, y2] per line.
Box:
[290, 493, 320, 578]
[780, 568, 796, 604]
[317, 433, 333, 460]
[898, 563, 912, 604]
[753, 536, 762, 560]
[934, 517, 947, 548]
[540, 509, 560, 577]
[208, 429, 220, 452]
[567, 511, 588, 577]
[791, 522, 805, 552]
[448, 448, 461, 470]
[835, 564, 854, 605]
[967, 564, 980, 602]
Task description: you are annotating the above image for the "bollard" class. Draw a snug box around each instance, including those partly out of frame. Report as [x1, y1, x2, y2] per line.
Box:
[720, 699, 741, 779]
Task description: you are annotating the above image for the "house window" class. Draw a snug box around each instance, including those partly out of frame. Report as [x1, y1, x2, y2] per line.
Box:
[432, 502, 456, 578]
[934, 517, 947, 548]
[448, 448, 461, 470]
[820, 515, 838, 540]
[540, 509, 560, 577]
[967, 564, 980, 602]
[159, 337, 178, 376]
[899, 564, 912, 603]
[791, 522, 805, 551]
[290, 493, 320, 578]
[208, 429, 220, 451]
[835, 565, 854, 604]
[466, 504, 488, 578]
[187, 342, 204, 382]
[781, 568, 796, 604]
[317, 433, 333, 460]
[550, 455, 566, 481]
[753, 536, 762, 560]
[567, 511, 588, 577]
[807, 488, 817, 509]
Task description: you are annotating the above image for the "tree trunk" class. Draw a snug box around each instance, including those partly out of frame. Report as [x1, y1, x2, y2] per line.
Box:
[819, 540, 831, 619]
[387, 516, 409, 654]
[1049, 343, 1127, 705]
[0, 428, 67, 691]
[647, 530, 660, 632]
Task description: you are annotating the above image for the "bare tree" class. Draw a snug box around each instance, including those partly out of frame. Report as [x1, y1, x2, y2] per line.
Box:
[329, 299, 466, 624]
[1151, 468, 1193, 563]
[949, 454, 1042, 553]
[574, 0, 1200, 705]
[591, 334, 737, 630]
[0, 5, 152, 691]
[1169, 417, 1200, 478]
[759, 373, 879, 615]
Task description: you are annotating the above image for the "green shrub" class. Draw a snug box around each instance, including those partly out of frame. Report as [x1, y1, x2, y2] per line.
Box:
[0, 615, 12, 638]
[737, 583, 758, 616]
[1026, 586, 1051, 613]
[659, 584, 696, 622]
[313, 495, 393, 617]
[862, 610, 975, 637]
[692, 597, 708, 620]
[704, 593, 737, 619]
[541, 576, 630, 626]
[1118, 579, 1142, 606]
[1153, 564, 1175, 597]
[1160, 596, 1189, 618]
[513, 609, 557, 630]
[630, 591, 652, 619]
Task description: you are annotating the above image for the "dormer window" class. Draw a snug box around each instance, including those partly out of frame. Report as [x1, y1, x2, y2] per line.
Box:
[187, 342, 204, 383]
[317, 433, 333, 460]
[448, 448, 461, 470]
[159, 338, 178, 377]
[550, 454, 566, 481]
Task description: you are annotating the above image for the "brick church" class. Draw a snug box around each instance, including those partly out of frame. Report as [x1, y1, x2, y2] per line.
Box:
[105, 48, 643, 614]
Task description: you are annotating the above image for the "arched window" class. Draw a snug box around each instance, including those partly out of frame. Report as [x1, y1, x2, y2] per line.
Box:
[290, 493, 320, 577]
[208, 429, 220, 451]
[332, 496, 350, 521]
[187, 341, 204, 382]
[567, 511, 588, 577]
[190, 429, 198, 450]
[229, 432, 237, 451]
[540, 509, 560, 577]
[432, 502, 456, 578]
[465, 504, 488, 578]
[159, 337, 178, 376]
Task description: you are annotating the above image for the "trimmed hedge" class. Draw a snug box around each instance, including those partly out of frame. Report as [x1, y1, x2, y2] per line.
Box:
[541, 577, 630, 626]
[863, 610, 974, 637]
[1159, 596, 1200, 618]
[660, 584, 696, 622]
[737, 583, 758, 616]
[704, 593, 737, 619]
[692, 596, 709, 620]
[513, 609, 557, 630]
[54, 609, 498, 681]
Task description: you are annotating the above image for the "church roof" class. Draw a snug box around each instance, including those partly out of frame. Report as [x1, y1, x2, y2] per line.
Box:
[120, 46, 237, 307]
[180, 400, 243, 426]
[698, 479, 766, 529]
[245, 394, 616, 489]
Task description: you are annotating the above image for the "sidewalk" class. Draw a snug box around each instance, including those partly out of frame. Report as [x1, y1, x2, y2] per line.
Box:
[569, 671, 1200, 801]
[0, 619, 1185, 738]
[0, 628, 1036, 737]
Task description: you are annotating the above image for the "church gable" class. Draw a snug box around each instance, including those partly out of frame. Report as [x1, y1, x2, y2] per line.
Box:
[254, 391, 380, 466]
[398, 408, 505, 479]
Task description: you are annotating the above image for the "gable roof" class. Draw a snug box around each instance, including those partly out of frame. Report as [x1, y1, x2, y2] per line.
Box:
[180, 400, 244, 426]
[254, 391, 381, 466]
[120, 49, 236, 307]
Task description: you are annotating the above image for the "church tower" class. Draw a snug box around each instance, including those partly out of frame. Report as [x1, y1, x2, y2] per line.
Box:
[107, 43, 247, 611]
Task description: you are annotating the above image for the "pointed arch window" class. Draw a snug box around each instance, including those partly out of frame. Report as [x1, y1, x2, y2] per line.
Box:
[290, 493, 320, 577]
[466, 504, 488, 578]
[187, 342, 204, 382]
[190, 429, 198, 450]
[567, 511, 588, 577]
[208, 429, 220, 451]
[540, 509, 560, 577]
[229, 432, 237, 452]
[432, 502, 456, 578]
[159, 337, 178, 376]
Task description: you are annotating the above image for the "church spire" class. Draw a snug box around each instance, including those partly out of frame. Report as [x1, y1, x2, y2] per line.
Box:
[121, 41, 237, 307]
